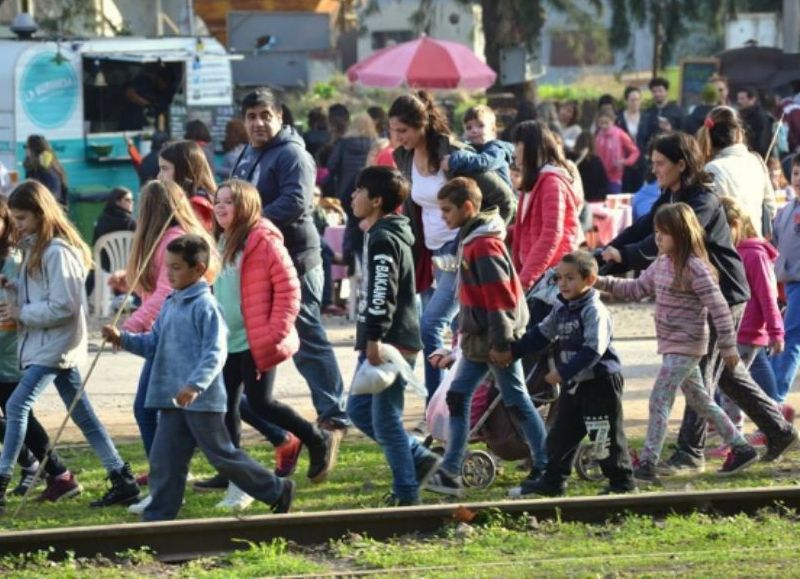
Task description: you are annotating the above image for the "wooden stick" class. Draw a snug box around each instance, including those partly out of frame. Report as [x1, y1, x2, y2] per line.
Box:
[765, 112, 785, 162]
[11, 211, 177, 520]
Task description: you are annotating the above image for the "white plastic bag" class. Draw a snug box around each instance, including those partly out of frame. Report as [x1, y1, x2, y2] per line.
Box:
[425, 348, 463, 442]
[350, 344, 425, 397]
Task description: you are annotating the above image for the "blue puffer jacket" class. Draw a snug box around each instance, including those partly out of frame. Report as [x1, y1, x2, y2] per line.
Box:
[121, 280, 228, 412]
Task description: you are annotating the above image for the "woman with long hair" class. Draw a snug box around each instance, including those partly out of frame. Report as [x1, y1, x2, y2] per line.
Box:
[217, 119, 249, 180]
[158, 140, 217, 231]
[23, 135, 68, 207]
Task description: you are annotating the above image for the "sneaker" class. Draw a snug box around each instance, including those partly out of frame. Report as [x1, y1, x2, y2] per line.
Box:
[633, 461, 660, 484]
[745, 431, 768, 448]
[192, 473, 228, 493]
[271, 479, 295, 514]
[12, 467, 44, 496]
[424, 469, 465, 498]
[705, 444, 731, 459]
[274, 433, 303, 478]
[511, 475, 566, 498]
[307, 430, 341, 484]
[135, 473, 149, 487]
[318, 418, 349, 435]
[718, 444, 758, 475]
[383, 492, 421, 507]
[761, 429, 800, 463]
[36, 472, 83, 502]
[782, 403, 796, 424]
[89, 463, 140, 508]
[656, 451, 705, 476]
[127, 494, 152, 515]
[415, 453, 444, 489]
[215, 483, 254, 511]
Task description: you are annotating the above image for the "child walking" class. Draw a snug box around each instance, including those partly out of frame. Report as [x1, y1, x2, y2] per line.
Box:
[211, 179, 338, 510]
[103, 235, 294, 521]
[0, 181, 139, 511]
[346, 166, 441, 506]
[427, 177, 547, 497]
[0, 196, 80, 502]
[510, 251, 636, 497]
[596, 203, 759, 482]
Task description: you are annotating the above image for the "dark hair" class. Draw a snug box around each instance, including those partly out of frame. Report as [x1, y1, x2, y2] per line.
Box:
[388, 91, 451, 172]
[560, 250, 598, 279]
[511, 120, 571, 191]
[650, 132, 711, 189]
[437, 176, 482, 210]
[355, 166, 410, 213]
[328, 103, 350, 138]
[792, 154, 800, 169]
[222, 119, 248, 152]
[23, 134, 67, 189]
[623, 86, 641, 100]
[241, 88, 283, 117]
[558, 100, 579, 126]
[649, 77, 670, 91]
[0, 196, 13, 260]
[367, 105, 389, 135]
[184, 119, 212, 143]
[159, 140, 217, 198]
[166, 233, 210, 268]
[737, 86, 757, 100]
[281, 104, 295, 127]
[307, 107, 328, 131]
[695, 106, 743, 161]
[574, 131, 595, 155]
[598, 94, 615, 108]
[105, 187, 133, 210]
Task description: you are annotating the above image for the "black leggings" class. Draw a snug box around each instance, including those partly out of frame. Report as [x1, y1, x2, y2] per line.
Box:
[0, 383, 68, 477]
[222, 350, 325, 449]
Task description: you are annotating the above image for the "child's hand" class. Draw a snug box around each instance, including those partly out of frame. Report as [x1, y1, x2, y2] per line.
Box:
[544, 369, 562, 386]
[441, 155, 450, 172]
[175, 385, 199, 408]
[770, 340, 785, 354]
[489, 348, 513, 368]
[366, 340, 383, 366]
[0, 303, 19, 322]
[723, 354, 741, 370]
[601, 246, 622, 263]
[101, 325, 122, 346]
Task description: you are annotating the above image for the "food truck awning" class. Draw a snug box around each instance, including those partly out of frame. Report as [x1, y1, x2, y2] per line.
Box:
[82, 50, 243, 63]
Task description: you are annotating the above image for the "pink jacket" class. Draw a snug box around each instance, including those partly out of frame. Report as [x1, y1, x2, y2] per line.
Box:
[122, 226, 185, 333]
[594, 125, 639, 184]
[737, 239, 785, 346]
[511, 166, 582, 289]
[596, 255, 737, 358]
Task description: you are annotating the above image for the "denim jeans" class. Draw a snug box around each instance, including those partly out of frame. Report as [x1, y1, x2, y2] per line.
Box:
[293, 265, 349, 426]
[750, 347, 779, 401]
[133, 357, 158, 457]
[347, 354, 433, 502]
[441, 357, 547, 475]
[421, 240, 460, 401]
[0, 366, 125, 477]
[771, 282, 800, 402]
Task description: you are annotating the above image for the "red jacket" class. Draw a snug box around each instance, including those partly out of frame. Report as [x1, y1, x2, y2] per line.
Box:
[190, 195, 214, 233]
[511, 167, 582, 289]
[240, 219, 301, 371]
[594, 125, 639, 184]
[736, 238, 784, 347]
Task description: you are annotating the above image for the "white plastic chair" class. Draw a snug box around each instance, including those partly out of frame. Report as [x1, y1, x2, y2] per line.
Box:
[91, 231, 134, 317]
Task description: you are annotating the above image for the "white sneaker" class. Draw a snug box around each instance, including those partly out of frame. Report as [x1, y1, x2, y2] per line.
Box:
[215, 483, 254, 511]
[127, 494, 152, 515]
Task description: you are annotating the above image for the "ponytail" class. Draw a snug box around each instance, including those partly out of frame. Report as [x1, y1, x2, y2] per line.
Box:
[695, 106, 743, 163]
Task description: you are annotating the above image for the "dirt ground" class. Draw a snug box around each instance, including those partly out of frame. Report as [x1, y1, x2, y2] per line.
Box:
[33, 302, 800, 444]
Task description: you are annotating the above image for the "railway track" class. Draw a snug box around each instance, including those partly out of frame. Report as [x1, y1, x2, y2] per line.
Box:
[0, 485, 798, 562]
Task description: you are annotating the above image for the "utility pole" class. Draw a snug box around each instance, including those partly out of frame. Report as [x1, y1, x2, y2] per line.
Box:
[784, 0, 800, 53]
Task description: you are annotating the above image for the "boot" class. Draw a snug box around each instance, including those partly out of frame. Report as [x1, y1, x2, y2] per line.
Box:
[0, 473, 10, 515]
[89, 462, 140, 508]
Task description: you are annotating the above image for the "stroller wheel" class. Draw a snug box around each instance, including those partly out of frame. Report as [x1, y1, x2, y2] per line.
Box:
[575, 442, 604, 482]
[462, 450, 497, 489]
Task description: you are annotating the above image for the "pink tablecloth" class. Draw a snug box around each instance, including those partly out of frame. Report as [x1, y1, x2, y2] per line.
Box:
[590, 202, 634, 246]
[324, 225, 348, 281]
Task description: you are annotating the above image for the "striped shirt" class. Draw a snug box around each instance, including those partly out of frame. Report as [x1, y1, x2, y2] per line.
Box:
[596, 255, 736, 358]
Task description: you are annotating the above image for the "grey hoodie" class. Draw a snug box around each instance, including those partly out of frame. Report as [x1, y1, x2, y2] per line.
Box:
[16, 236, 88, 369]
[774, 198, 800, 283]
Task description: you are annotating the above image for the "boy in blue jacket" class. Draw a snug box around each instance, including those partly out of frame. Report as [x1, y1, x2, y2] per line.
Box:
[102, 235, 294, 521]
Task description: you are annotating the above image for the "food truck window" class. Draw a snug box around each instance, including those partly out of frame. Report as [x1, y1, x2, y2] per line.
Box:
[83, 58, 183, 134]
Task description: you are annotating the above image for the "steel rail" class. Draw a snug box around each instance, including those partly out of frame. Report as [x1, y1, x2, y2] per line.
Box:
[0, 485, 798, 562]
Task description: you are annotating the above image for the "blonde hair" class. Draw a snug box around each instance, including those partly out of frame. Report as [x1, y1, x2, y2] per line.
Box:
[720, 196, 758, 245]
[8, 180, 91, 276]
[653, 202, 716, 290]
[345, 113, 378, 139]
[128, 180, 217, 293]
[213, 179, 262, 266]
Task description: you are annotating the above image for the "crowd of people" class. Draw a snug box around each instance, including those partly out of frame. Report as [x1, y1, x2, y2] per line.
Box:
[0, 75, 798, 519]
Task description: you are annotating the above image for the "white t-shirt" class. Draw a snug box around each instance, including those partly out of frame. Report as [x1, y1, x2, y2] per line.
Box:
[411, 163, 456, 250]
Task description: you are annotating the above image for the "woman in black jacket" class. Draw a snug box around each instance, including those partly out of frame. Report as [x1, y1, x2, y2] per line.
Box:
[601, 131, 797, 470]
[87, 188, 137, 297]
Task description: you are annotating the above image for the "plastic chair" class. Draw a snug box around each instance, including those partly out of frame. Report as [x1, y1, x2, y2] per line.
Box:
[91, 231, 134, 317]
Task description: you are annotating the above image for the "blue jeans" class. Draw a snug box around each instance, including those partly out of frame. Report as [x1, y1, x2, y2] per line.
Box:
[421, 240, 460, 401]
[0, 365, 125, 476]
[293, 265, 349, 426]
[441, 357, 547, 474]
[133, 357, 158, 457]
[750, 347, 779, 401]
[347, 354, 433, 502]
[772, 282, 800, 401]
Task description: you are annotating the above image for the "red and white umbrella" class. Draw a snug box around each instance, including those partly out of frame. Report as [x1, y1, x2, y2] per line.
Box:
[347, 36, 496, 90]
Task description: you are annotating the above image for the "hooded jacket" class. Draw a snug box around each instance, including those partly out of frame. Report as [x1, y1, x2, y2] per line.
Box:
[356, 214, 421, 353]
[16, 236, 88, 369]
[511, 165, 583, 289]
[606, 184, 750, 306]
[457, 209, 529, 362]
[594, 125, 640, 184]
[446, 139, 515, 188]
[736, 238, 784, 347]
[231, 126, 321, 276]
[773, 197, 800, 283]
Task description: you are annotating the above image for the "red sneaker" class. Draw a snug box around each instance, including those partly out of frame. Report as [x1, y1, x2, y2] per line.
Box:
[36, 472, 82, 502]
[135, 473, 149, 487]
[275, 433, 303, 478]
[781, 403, 796, 424]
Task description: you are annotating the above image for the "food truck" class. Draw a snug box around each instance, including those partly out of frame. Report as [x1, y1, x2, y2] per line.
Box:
[0, 35, 238, 237]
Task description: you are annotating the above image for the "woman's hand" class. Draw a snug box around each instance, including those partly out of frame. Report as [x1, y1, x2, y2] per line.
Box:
[0, 304, 19, 322]
[601, 246, 622, 263]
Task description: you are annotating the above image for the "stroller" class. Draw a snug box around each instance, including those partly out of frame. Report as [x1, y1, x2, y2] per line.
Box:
[424, 346, 560, 489]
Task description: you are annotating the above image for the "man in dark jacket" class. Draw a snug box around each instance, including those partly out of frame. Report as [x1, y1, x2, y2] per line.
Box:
[736, 87, 774, 159]
[232, 88, 349, 433]
[637, 77, 683, 153]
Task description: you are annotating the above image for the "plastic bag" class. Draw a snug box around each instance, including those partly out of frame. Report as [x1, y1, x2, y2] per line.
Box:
[350, 344, 425, 397]
[425, 348, 463, 442]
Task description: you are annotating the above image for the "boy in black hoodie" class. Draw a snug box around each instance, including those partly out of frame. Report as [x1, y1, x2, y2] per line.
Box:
[346, 166, 442, 506]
